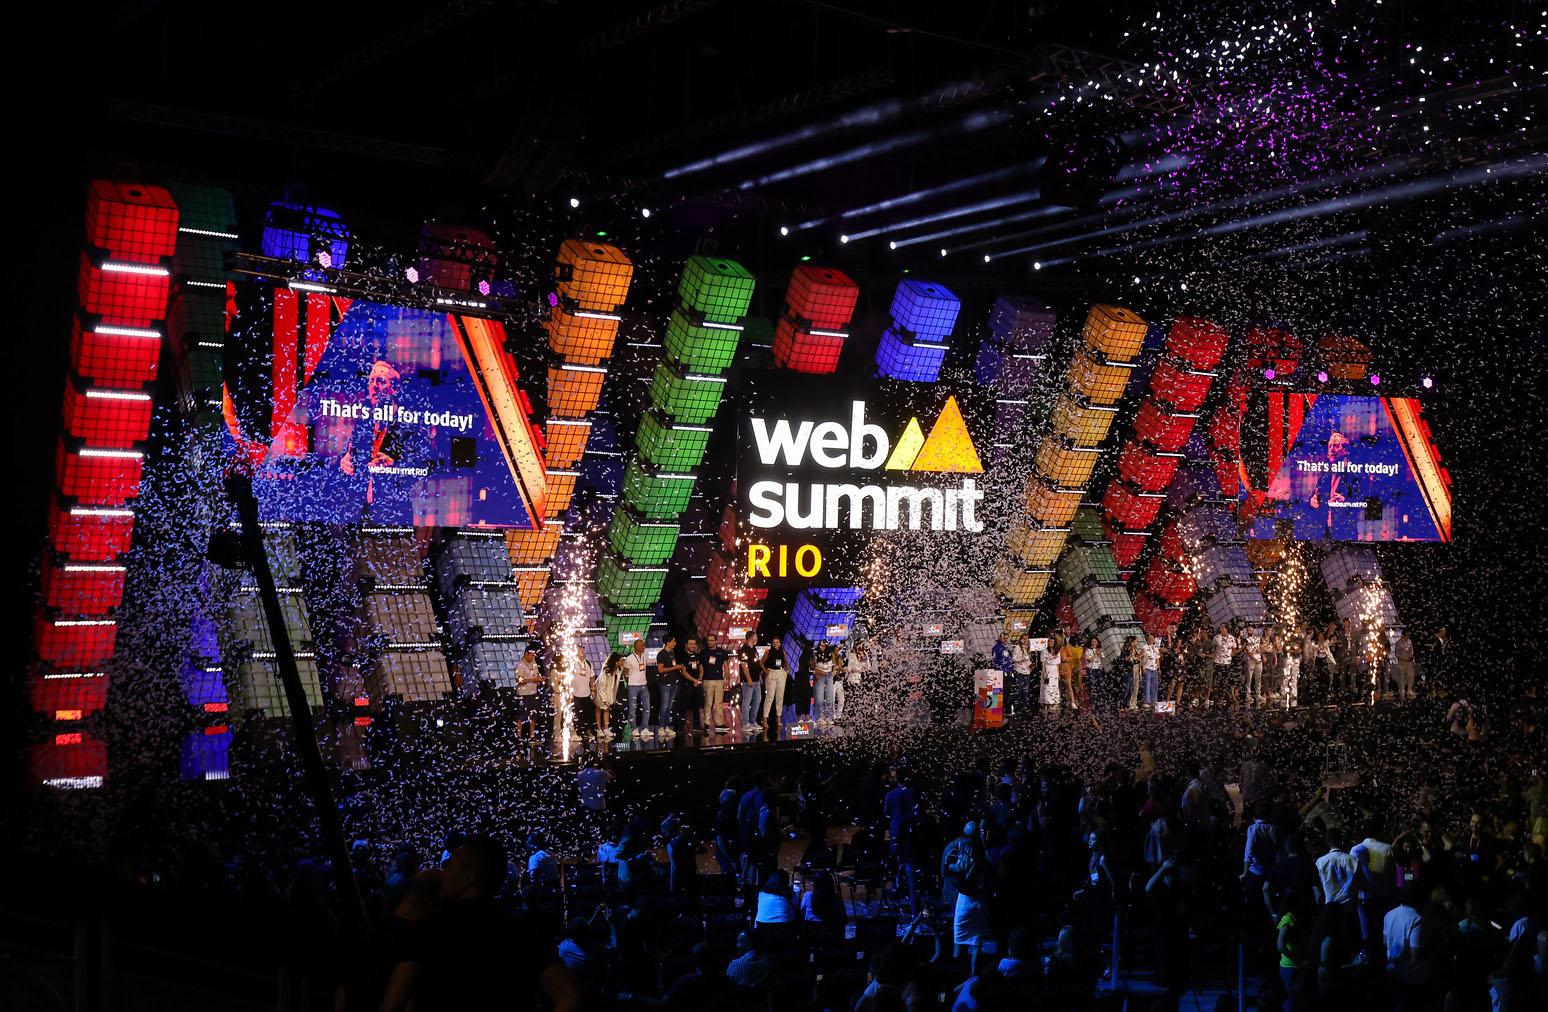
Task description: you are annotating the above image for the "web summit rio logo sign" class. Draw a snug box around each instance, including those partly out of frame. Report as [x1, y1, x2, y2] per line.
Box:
[739, 393, 986, 583]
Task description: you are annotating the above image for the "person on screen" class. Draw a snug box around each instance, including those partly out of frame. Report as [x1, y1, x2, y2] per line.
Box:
[338, 360, 428, 521]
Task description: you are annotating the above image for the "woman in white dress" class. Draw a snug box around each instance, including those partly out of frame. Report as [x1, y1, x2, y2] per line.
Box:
[1041, 631, 1064, 714]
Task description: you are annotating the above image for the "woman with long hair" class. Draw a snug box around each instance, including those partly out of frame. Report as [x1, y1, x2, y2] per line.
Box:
[1121, 634, 1141, 710]
[594, 652, 622, 739]
[1083, 634, 1104, 710]
[1058, 631, 1079, 713]
[1042, 631, 1064, 716]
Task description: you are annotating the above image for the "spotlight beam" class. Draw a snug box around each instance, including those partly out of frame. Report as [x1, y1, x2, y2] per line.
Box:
[796, 164, 1037, 230]
[893, 206, 1066, 248]
[843, 190, 1043, 242]
[723, 107, 1014, 192]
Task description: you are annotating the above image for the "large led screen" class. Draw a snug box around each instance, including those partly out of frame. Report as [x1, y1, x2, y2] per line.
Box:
[1238, 393, 1451, 542]
[735, 375, 994, 586]
[222, 283, 546, 528]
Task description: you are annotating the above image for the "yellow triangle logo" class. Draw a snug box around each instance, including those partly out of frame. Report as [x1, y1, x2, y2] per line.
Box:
[910, 396, 984, 473]
[884, 417, 925, 470]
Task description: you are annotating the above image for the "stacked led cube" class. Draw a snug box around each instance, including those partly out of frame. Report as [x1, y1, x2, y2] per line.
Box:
[164, 183, 239, 424]
[995, 305, 1145, 631]
[1055, 506, 1143, 659]
[1080, 316, 1225, 631]
[875, 280, 961, 382]
[975, 295, 1056, 468]
[772, 265, 859, 373]
[435, 531, 527, 695]
[261, 198, 349, 270]
[358, 529, 452, 702]
[32, 181, 181, 789]
[1106, 320, 1226, 635]
[601, 255, 753, 649]
[507, 240, 637, 613]
[215, 525, 326, 715]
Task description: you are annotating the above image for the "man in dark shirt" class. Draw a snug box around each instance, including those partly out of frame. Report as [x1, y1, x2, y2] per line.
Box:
[737, 631, 765, 733]
[884, 774, 918, 855]
[380, 836, 580, 1012]
[655, 635, 685, 739]
[702, 633, 729, 732]
[336, 868, 441, 1012]
[681, 637, 705, 735]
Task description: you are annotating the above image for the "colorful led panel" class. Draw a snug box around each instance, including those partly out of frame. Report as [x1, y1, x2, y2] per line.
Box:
[1050, 394, 1118, 447]
[678, 255, 756, 323]
[1164, 317, 1229, 371]
[609, 510, 682, 566]
[1057, 544, 1120, 590]
[663, 308, 742, 372]
[1067, 349, 1137, 405]
[1148, 356, 1214, 412]
[48, 501, 134, 561]
[79, 254, 171, 323]
[1101, 482, 1165, 530]
[261, 200, 349, 268]
[772, 318, 844, 374]
[596, 555, 669, 611]
[648, 361, 728, 424]
[84, 181, 179, 263]
[1008, 521, 1070, 568]
[1080, 304, 1147, 361]
[784, 264, 859, 330]
[888, 280, 960, 340]
[546, 307, 620, 364]
[634, 411, 712, 472]
[557, 238, 634, 312]
[621, 455, 697, 518]
[875, 327, 947, 382]
[56, 442, 143, 504]
[71, 318, 161, 389]
[1034, 441, 1102, 487]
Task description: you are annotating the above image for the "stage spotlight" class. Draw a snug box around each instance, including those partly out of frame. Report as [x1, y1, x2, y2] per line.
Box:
[1422, 375, 1434, 389]
[888, 241, 897, 250]
[405, 266, 419, 283]
[569, 197, 580, 208]
[1180, 282, 1188, 290]
[317, 250, 332, 268]
[984, 254, 992, 262]
[800, 255, 812, 261]
[1370, 374, 1381, 386]
[780, 225, 790, 236]
[1033, 261, 1043, 270]
[478, 280, 491, 296]
[840, 234, 850, 244]
[641, 207, 651, 218]
[940, 248, 948, 257]
[1264, 368, 1276, 380]
[1317, 371, 1329, 383]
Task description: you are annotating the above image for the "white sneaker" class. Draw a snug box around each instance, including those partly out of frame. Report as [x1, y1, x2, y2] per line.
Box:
[638, 727, 654, 738]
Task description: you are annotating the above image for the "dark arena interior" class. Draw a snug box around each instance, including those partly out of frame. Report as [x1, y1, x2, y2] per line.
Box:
[5, 1, 1547, 1009]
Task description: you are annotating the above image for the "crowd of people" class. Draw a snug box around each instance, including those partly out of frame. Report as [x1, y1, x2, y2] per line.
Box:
[320, 698, 1548, 1011]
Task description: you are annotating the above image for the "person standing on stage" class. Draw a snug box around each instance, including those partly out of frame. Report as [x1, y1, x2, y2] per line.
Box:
[1140, 632, 1162, 710]
[1040, 632, 1063, 716]
[1057, 631, 1078, 713]
[812, 640, 837, 725]
[1009, 633, 1034, 717]
[1392, 630, 1416, 702]
[737, 631, 764, 732]
[682, 636, 706, 736]
[514, 647, 543, 741]
[568, 647, 595, 739]
[1211, 624, 1236, 710]
[702, 633, 729, 733]
[1243, 626, 1264, 709]
[1262, 627, 1281, 704]
[760, 637, 787, 731]
[1282, 625, 1303, 709]
[654, 636, 684, 739]
[1121, 634, 1141, 710]
[1082, 634, 1104, 710]
[620, 639, 650, 738]
[594, 652, 621, 740]
[991, 632, 1014, 711]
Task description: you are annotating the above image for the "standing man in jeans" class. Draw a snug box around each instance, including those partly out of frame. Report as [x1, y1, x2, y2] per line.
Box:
[1243, 626, 1264, 709]
[620, 638, 650, 739]
[654, 635, 684, 739]
[514, 647, 544, 741]
[1141, 633, 1163, 710]
[737, 631, 764, 732]
[1211, 624, 1236, 709]
[701, 633, 729, 732]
